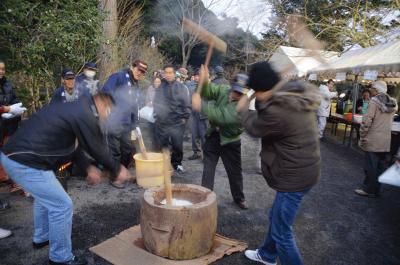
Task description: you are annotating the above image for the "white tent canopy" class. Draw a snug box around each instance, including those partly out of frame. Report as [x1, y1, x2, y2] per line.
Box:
[311, 39, 400, 74]
[268, 46, 339, 77]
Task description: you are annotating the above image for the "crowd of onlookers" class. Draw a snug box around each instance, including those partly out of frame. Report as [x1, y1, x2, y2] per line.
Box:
[0, 59, 239, 239]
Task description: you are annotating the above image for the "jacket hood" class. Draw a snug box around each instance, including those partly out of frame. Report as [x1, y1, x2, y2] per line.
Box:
[371, 93, 397, 113]
[257, 80, 321, 112]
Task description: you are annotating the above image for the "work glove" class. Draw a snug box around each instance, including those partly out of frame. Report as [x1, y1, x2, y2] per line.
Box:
[247, 89, 256, 111]
[1, 113, 15, 119]
[9, 102, 27, 116]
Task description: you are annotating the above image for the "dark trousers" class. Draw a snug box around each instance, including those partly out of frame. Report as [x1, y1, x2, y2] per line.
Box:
[107, 131, 135, 168]
[201, 132, 245, 203]
[0, 116, 20, 147]
[155, 121, 186, 169]
[363, 151, 390, 195]
[259, 190, 309, 265]
[191, 115, 207, 153]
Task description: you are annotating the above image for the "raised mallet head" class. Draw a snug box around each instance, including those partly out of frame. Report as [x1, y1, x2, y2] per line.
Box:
[182, 18, 227, 54]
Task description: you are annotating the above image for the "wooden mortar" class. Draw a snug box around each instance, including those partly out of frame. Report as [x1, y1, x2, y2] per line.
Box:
[140, 184, 217, 260]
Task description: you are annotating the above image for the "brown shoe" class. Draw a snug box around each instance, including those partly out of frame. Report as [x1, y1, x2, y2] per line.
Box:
[235, 200, 249, 210]
[110, 180, 126, 189]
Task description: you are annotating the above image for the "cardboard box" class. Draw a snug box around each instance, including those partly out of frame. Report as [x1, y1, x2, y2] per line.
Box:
[90, 225, 247, 265]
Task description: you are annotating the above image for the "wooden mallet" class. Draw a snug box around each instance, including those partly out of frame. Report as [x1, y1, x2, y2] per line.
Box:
[133, 127, 148, 160]
[162, 148, 173, 205]
[238, 14, 329, 109]
[182, 18, 227, 93]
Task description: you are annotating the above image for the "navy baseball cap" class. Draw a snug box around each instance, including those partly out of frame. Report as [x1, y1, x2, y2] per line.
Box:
[62, 68, 75, 79]
[84, 62, 98, 70]
[215, 66, 224, 74]
[231, 74, 248, 94]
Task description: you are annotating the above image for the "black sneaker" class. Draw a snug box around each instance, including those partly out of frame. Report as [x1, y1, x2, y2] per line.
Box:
[188, 153, 202, 160]
[354, 189, 379, 198]
[235, 200, 249, 210]
[49, 255, 87, 265]
[176, 165, 185, 174]
[33, 240, 49, 249]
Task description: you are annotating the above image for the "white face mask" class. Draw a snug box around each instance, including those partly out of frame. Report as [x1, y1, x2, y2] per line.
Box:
[84, 70, 96, 78]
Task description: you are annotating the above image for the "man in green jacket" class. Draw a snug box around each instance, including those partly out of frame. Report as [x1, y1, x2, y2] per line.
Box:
[192, 66, 248, 209]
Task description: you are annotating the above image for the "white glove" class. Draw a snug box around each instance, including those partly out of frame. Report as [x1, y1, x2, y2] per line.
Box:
[2, 113, 15, 119]
[246, 89, 256, 111]
[9, 103, 27, 116]
[246, 89, 255, 99]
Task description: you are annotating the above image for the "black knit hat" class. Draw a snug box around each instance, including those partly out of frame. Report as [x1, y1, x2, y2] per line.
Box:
[247, 61, 280, 91]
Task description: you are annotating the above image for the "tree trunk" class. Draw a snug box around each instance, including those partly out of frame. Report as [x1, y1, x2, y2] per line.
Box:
[98, 0, 118, 81]
[181, 45, 188, 68]
[29, 75, 36, 112]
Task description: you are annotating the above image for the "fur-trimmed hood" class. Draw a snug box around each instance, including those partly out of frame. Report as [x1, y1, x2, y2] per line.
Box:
[371, 93, 397, 113]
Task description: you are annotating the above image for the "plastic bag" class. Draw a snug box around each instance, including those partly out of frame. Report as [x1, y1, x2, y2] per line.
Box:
[378, 162, 400, 187]
[139, 106, 155, 123]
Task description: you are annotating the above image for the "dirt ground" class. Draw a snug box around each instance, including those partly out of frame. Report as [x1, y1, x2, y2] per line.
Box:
[1, 133, 400, 265]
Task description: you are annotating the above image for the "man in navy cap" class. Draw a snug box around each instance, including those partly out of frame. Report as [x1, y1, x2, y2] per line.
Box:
[192, 66, 248, 210]
[51, 69, 82, 104]
[75, 62, 100, 96]
[211, 65, 229, 86]
[102, 59, 148, 188]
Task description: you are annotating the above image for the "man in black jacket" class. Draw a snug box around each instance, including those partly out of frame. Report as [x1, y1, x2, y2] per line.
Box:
[238, 62, 321, 265]
[153, 65, 191, 173]
[1, 93, 131, 265]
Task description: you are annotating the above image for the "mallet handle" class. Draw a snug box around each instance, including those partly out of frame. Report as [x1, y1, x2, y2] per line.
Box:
[135, 127, 148, 160]
[196, 42, 214, 94]
[163, 149, 173, 205]
[204, 42, 214, 68]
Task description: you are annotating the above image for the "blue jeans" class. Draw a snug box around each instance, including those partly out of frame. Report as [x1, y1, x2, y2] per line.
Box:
[258, 190, 309, 265]
[1, 153, 73, 262]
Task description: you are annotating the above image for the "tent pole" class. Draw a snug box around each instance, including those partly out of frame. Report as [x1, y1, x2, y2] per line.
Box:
[352, 75, 359, 117]
[349, 74, 359, 147]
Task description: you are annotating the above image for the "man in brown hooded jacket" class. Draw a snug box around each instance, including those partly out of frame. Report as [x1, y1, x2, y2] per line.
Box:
[238, 61, 321, 265]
